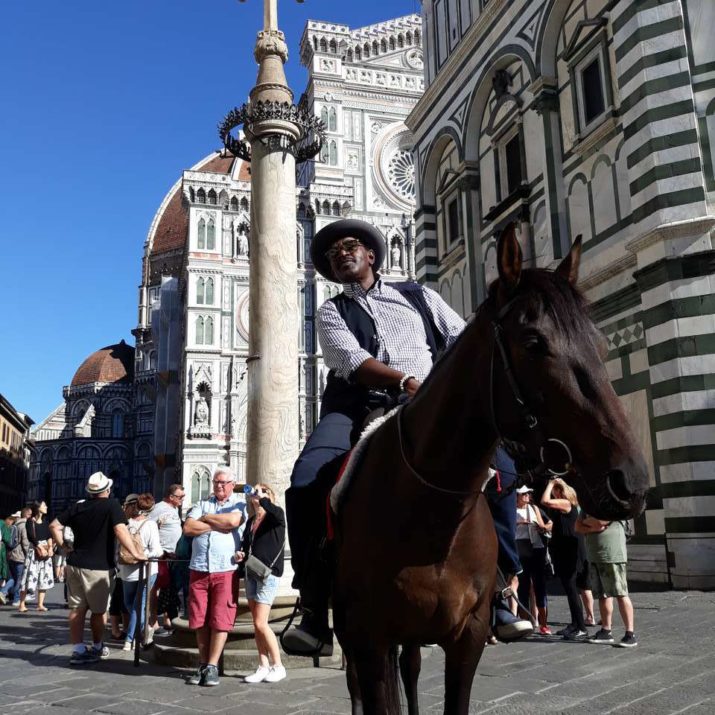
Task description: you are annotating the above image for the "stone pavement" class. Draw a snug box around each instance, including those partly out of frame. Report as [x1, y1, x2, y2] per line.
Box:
[1, 585, 714, 714]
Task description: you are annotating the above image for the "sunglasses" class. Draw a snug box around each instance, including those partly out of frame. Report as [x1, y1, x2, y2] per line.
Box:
[325, 238, 363, 261]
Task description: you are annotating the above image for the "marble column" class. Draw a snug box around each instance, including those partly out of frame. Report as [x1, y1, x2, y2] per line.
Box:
[244, 25, 301, 507]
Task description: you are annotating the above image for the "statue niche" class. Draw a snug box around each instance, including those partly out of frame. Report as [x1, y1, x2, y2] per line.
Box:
[189, 381, 212, 439]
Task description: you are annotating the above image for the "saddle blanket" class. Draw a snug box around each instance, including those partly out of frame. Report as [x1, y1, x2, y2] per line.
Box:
[329, 406, 401, 515]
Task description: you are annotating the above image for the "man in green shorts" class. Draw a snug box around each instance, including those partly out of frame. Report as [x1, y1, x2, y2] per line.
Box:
[575, 516, 637, 648]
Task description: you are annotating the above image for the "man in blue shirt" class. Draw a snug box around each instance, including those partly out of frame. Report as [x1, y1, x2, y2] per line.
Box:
[183, 467, 246, 687]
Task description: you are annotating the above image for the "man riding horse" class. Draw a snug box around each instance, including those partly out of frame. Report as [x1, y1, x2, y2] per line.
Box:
[283, 219, 529, 655]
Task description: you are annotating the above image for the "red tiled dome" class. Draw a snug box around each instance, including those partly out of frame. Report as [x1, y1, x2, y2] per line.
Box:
[71, 341, 134, 387]
[149, 152, 251, 257]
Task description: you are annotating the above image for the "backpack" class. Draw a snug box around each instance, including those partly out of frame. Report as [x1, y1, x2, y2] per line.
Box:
[7, 525, 19, 551]
[118, 520, 148, 565]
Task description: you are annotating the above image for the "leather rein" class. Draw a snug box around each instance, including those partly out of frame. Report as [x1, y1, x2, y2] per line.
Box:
[396, 295, 574, 498]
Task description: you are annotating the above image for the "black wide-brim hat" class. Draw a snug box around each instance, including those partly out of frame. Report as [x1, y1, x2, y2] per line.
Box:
[311, 219, 386, 283]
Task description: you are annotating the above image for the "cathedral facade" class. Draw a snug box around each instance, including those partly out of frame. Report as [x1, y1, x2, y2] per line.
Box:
[407, 0, 715, 587]
[29, 14, 425, 511]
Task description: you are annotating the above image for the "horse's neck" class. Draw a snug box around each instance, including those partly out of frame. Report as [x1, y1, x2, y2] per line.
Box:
[402, 309, 497, 488]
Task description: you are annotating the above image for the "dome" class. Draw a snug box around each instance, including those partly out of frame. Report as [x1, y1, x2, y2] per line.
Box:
[148, 152, 251, 257]
[71, 340, 134, 387]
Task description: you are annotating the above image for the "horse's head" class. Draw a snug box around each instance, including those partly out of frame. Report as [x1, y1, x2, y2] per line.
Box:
[489, 225, 649, 520]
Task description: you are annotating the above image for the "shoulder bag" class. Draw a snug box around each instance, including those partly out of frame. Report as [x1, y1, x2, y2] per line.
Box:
[245, 541, 284, 581]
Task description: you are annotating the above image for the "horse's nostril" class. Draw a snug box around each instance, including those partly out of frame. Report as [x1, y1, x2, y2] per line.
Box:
[606, 470, 631, 506]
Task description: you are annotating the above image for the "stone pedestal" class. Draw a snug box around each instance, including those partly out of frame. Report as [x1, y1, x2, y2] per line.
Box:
[151, 597, 342, 671]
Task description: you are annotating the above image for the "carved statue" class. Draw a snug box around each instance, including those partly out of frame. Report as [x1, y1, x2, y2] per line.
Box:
[195, 397, 209, 427]
[391, 243, 402, 269]
[237, 232, 249, 256]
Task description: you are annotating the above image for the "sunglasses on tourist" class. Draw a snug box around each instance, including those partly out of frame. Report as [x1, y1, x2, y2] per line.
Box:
[213, 480, 233, 487]
[325, 238, 363, 261]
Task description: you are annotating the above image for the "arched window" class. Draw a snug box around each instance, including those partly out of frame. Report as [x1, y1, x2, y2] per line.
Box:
[112, 411, 124, 439]
[205, 316, 214, 345]
[372, 40, 379, 55]
[315, 199, 322, 214]
[196, 316, 205, 344]
[406, 31, 413, 46]
[414, 29, 420, 46]
[389, 37, 396, 51]
[240, 196, 249, 212]
[196, 277, 205, 304]
[320, 142, 329, 164]
[381, 39, 387, 53]
[206, 219, 215, 250]
[192, 467, 211, 502]
[313, 36, 318, 50]
[332, 201, 341, 216]
[321, 106, 329, 127]
[355, 46, 361, 60]
[328, 108, 337, 132]
[322, 200, 331, 214]
[189, 187, 195, 202]
[197, 219, 206, 249]
[363, 43, 370, 58]
[196, 188, 206, 203]
[205, 278, 214, 305]
[148, 351, 156, 370]
[207, 190, 217, 205]
[329, 140, 338, 166]
[347, 49, 353, 62]
[319, 37, 327, 52]
[230, 196, 238, 211]
[329, 39, 337, 54]
[398, 34, 404, 48]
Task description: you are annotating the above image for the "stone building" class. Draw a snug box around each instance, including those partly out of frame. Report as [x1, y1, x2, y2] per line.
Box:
[27, 342, 138, 515]
[0, 394, 34, 515]
[407, 0, 715, 587]
[130, 14, 425, 504]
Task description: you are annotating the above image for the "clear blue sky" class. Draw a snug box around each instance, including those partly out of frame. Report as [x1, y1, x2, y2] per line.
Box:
[0, 0, 418, 425]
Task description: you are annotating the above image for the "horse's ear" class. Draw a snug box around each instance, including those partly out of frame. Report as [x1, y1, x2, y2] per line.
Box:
[497, 223, 522, 293]
[555, 235, 582, 285]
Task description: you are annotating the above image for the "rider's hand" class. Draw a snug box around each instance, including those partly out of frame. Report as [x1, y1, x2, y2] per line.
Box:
[404, 377, 421, 398]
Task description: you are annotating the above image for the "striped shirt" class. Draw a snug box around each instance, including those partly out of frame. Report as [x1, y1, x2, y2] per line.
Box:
[317, 279, 465, 382]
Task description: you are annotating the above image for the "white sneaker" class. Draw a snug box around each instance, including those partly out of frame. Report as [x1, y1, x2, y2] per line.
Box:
[122, 641, 132, 651]
[264, 665, 287, 683]
[244, 665, 270, 683]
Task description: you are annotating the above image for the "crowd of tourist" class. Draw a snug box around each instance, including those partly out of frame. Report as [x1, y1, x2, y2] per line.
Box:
[0, 454, 636, 688]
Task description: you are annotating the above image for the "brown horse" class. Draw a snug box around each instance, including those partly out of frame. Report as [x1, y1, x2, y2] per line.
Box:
[332, 225, 649, 715]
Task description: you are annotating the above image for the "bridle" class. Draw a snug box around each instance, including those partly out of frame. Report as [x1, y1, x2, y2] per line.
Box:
[395, 290, 575, 498]
[488, 295, 573, 480]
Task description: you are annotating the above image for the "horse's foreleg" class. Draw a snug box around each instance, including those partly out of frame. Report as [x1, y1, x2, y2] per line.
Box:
[345, 651, 364, 715]
[399, 644, 421, 715]
[443, 614, 489, 715]
[353, 643, 400, 715]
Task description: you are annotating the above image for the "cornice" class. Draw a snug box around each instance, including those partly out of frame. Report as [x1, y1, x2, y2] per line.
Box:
[578, 253, 636, 291]
[626, 216, 715, 254]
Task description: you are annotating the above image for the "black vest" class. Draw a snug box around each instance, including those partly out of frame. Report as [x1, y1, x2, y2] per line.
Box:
[320, 282, 445, 419]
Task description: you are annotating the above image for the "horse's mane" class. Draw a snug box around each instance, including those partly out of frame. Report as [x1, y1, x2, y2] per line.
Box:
[415, 267, 594, 396]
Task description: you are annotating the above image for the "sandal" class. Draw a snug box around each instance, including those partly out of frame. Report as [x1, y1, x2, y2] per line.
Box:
[36, 606, 49, 612]
[18, 607, 28, 613]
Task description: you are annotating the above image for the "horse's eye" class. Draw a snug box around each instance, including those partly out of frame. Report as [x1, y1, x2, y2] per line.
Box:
[522, 332, 546, 354]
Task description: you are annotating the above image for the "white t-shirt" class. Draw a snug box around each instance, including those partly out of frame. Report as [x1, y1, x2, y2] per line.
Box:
[515, 505, 543, 547]
[117, 517, 163, 581]
[148, 501, 182, 553]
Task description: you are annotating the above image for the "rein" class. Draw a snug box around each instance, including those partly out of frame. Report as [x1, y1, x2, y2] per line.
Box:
[396, 406, 482, 498]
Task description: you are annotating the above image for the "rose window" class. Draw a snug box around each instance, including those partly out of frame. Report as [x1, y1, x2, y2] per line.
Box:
[387, 150, 415, 200]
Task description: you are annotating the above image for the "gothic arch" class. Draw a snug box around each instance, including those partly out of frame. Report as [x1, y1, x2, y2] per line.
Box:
[537, 0, 583, 77]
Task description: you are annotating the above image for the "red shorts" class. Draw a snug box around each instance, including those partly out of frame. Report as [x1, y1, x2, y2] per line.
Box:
[188, 570, 239, 632]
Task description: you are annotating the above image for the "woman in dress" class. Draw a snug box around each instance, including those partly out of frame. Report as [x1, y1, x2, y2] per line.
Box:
[542, 478, 588, 638]
[515, 486, 552, 634]
[237, 484, 286, 684]
[18, 501, 54, 612]
[117, 493, 163, 650]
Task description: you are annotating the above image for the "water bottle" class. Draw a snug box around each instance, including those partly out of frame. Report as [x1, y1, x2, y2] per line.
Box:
[243, 484, 256, 496]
